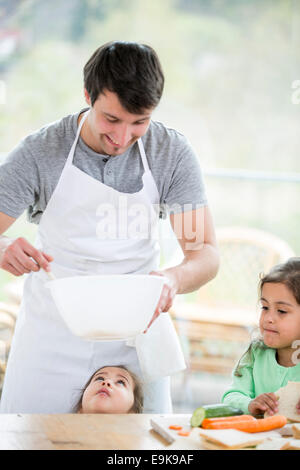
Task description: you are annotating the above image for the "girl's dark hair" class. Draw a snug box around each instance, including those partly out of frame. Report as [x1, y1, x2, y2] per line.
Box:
[73, 365, 144, 414]
[259, 257, 300, 305]
[234, 335, 268, 377]
[234, 257, 300, 377]
[83, 41, 164, 113]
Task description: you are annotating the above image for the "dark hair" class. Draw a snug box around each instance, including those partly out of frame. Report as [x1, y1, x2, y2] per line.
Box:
[73, 365, 144, 414]
[233, 335, 268, 377]
[259, 257, 300, 305]
[234, 257, 300, 377]
[83, 41, 164, 113]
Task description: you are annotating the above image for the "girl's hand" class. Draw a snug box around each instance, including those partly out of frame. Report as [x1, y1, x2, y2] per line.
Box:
[248, 393, 279, 417]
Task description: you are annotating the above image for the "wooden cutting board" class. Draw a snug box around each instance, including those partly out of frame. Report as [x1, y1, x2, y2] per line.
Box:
[150, 415, 204, 450]
[150, 415, 283, 450]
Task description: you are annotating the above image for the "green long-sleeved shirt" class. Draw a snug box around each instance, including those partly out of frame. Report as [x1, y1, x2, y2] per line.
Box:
[222, 343, 300, 414]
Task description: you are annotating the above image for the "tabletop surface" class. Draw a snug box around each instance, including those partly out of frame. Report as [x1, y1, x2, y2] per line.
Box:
[0, 413, 200, 450]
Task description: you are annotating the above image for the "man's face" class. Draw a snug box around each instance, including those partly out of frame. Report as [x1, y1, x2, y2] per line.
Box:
[84, 89, 153, 156]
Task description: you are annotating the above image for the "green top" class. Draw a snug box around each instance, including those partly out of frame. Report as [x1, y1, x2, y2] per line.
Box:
[222, 342, 300, 414]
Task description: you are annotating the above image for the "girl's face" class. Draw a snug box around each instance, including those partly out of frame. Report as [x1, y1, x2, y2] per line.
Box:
[259, 282, 300, 350]
[80, 367, 135, 414]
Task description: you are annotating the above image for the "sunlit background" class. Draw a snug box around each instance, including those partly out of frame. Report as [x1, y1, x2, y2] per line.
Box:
[0, 0, 299, 412]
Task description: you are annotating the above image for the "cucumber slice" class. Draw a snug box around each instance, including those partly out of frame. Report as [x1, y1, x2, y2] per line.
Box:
[190, 404, 244, 427]
[190, 407, 206, 427]
[203, 404, 243, 419]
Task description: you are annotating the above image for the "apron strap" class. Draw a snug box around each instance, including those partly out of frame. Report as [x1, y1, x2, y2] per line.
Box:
[66, 110, 90, 166]
[138, 138, 150, 173]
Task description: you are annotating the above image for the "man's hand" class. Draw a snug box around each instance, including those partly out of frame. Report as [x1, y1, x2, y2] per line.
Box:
[145, 270, 178, 330]
[248, 393, 279, 417]
[0, 236, 53, 276]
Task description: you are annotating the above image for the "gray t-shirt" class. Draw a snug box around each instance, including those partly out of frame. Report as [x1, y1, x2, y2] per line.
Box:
[0, 108, 207, 224]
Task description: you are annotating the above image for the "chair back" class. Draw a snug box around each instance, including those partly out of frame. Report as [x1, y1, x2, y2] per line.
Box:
[197, 226, 295, 310]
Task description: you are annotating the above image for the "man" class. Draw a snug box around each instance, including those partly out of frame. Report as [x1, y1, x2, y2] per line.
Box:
[0, 41, 219, 413]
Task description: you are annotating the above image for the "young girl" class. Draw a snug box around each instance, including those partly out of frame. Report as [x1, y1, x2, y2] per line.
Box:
[222, 257, 300, 417]
[73, 365, 143, 414]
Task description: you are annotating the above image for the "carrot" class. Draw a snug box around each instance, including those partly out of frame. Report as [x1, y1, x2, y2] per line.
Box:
[169, 425, 182, 430]
[204, 415, 287, 433]
[234, 415, 287, 433]
[202, 415, 255, 429]
[177, 431, 190, 437]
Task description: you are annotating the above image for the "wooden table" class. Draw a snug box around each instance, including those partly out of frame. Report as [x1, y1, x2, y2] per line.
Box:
[0, 413, 200, 450]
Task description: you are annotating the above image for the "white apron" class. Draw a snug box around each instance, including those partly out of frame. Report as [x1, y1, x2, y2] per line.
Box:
[0, 110, 173, 413]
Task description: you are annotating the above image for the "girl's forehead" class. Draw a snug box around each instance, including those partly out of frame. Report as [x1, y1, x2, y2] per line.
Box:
[94, 366, 133, 382]
[261, 282, 295, 303]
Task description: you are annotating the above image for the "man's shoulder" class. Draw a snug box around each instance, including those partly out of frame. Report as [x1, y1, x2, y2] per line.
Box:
[147, 119, 187, 145]
[142, 120, 196, 170]
[21, 108, 85, 153]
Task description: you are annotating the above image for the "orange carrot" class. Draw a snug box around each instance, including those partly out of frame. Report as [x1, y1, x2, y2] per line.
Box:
[177, 431, 190, 437]
[204, 415, 287, 433]
[169, 425, 182, 430]
[234, 415, 287, 433]
[202, 415, 255, 429]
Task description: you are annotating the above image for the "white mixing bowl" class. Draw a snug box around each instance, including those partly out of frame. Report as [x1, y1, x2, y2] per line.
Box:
[46, 274, 165, 340]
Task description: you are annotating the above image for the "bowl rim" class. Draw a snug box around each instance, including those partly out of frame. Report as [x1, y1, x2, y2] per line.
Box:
[45, 273, 165, 288]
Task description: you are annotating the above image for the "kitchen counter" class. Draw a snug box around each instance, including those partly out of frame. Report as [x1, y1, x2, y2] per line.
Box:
[0, 413, 201, 450]
[0, 413, 293, 450]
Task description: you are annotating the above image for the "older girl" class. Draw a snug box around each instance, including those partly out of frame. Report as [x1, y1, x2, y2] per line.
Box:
[222, 257, 300, 417]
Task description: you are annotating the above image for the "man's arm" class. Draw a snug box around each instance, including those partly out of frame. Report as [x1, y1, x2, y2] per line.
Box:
[0, 211, 53, 276]
[166, 205, 219, 294]
[0, 212, 16, 234]
[147, 206, 219, 328]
